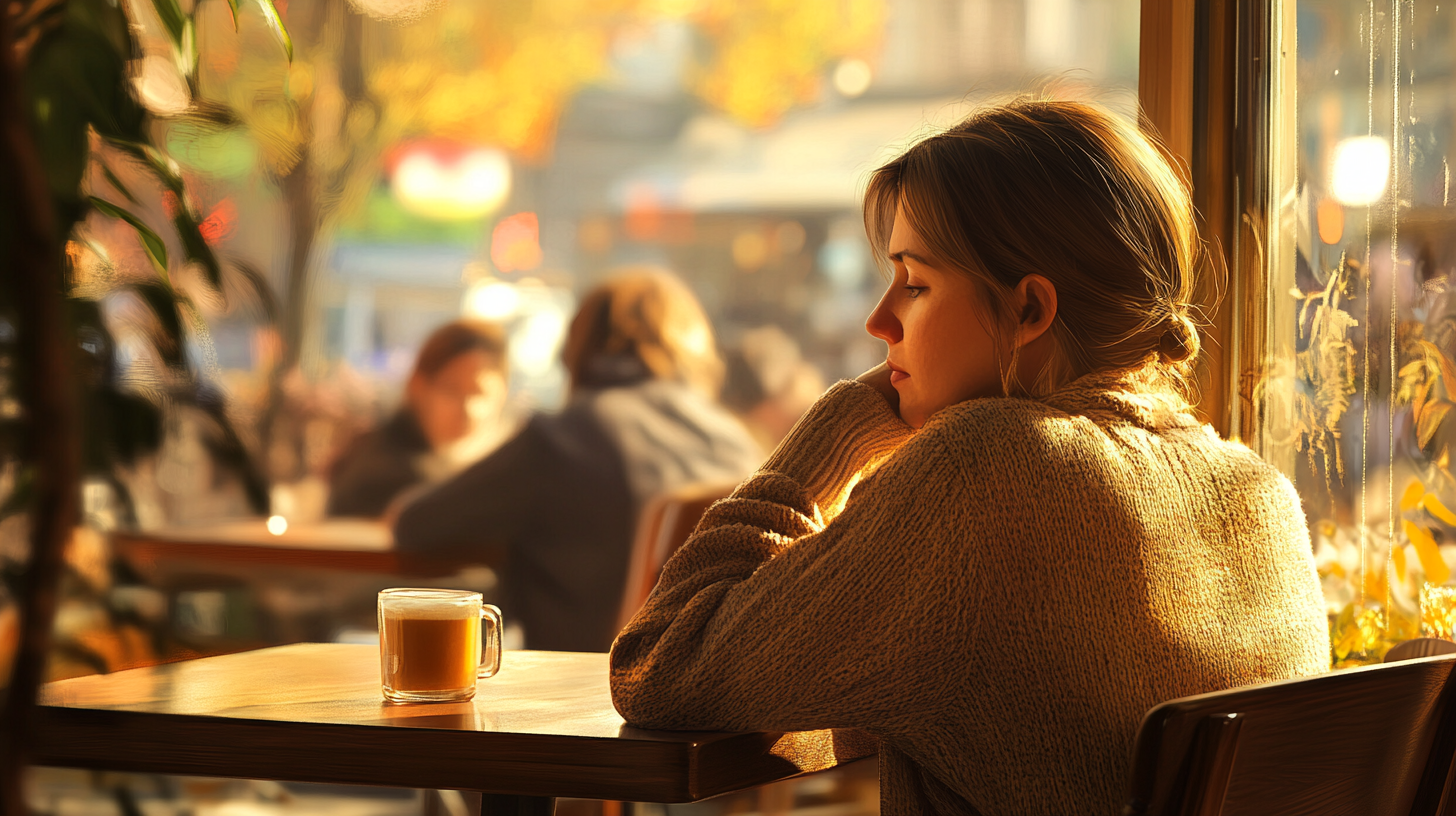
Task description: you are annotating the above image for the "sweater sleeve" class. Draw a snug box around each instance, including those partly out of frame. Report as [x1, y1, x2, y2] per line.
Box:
[609, 381, 983, 734]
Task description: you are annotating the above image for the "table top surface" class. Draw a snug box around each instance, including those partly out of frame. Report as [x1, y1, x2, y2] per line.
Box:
[35, 643, 872, 802]
[114, 519, 393, 552]
[110, 520, 486, 574]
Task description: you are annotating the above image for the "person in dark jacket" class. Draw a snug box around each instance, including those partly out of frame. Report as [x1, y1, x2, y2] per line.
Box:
[327, 319, 509, 518]
[394, 269, 761, 652]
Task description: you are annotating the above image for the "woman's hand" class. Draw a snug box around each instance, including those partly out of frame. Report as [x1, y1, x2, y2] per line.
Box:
[855, 362, 900, 417]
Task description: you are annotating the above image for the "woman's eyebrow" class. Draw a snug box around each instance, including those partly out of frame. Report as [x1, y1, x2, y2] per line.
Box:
[888, 249, 934, 266]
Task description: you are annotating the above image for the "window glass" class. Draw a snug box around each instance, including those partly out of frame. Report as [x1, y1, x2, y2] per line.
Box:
[1286, 0, 1456, 663]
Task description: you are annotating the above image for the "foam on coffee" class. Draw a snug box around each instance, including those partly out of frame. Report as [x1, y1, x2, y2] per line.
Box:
[380, 595, 477, 620]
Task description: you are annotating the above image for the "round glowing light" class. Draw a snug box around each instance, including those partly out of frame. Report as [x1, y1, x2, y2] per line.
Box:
[465, 281, 521, 320]
[1330, 136, 1391, 207]
[266, 515, 289, 536]
[732, 230, 769, 271]
[775, 221, 806, 255]
[832, 58, 873, 99]
[1316, 199, 1345, 245]
[392, 147, 511, 221]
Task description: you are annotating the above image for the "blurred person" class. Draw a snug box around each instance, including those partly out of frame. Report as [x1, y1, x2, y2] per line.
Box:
[721, 325, 827, 449]
[394, 269, 761, 652]
[327, 319, 509, 518]
[610, 98, 1329, 815]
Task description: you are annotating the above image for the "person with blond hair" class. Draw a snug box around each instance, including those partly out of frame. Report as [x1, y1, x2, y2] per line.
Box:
[610, 98, 1327, 815]
[394, 269, 760, 652]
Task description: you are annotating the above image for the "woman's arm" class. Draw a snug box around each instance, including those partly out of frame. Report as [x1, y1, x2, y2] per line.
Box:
[610, 381, 985, 734]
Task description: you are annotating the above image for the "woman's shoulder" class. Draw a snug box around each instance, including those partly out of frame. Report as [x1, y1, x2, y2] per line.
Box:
[908, 390, 1239, 466]
[913, 396, 1070, 451]
[912, 389, 1293, 497]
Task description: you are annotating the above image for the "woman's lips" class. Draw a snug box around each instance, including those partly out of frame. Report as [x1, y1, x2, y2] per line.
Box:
[887, 362, 909, 384]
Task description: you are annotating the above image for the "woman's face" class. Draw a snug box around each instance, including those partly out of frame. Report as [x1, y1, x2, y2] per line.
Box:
[410, 350, 505, 450]
[865, 208, 1006, 428]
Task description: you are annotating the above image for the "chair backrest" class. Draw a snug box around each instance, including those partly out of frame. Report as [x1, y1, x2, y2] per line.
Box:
[1126, 653, 1456, 816]
[615, 482, 738, 633]
[1387, 638, 1456, 663]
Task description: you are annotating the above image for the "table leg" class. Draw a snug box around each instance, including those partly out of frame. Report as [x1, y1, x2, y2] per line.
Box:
[478, 793, 556, 815]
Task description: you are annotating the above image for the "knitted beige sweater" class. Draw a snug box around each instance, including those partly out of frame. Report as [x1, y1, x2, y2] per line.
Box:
[610, 372, 1329, 815]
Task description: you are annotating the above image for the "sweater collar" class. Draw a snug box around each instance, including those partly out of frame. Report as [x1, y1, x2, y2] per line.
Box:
[1038, 367, 1200, 431]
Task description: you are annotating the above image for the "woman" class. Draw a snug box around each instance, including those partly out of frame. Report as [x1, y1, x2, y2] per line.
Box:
[609, 99, 1328, 815]
[328, 319, 509, 518]
[394, 270, 761, 652]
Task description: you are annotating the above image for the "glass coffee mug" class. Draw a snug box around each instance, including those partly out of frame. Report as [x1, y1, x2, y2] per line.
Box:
[378, 588, 502, 703]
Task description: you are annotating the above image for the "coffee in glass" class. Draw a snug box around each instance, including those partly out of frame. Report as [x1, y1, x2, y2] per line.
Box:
[378, 588, 502, 703]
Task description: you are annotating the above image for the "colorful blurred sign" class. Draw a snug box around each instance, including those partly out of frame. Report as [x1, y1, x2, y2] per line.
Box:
[389, 141, 512, 221]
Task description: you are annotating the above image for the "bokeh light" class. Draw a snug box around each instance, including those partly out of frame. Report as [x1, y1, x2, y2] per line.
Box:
[392, 144, 512, 221]
[1330, 136, 1391, 207]
[490, 212, 544, 273]
[833, 58, 873, 98]
[465, 281, 522, 320]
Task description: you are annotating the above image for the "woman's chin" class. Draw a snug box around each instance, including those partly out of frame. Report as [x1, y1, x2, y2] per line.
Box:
[900, 405, 927, 429]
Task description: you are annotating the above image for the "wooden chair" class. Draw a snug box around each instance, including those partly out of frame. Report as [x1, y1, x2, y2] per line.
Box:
[1386, 638, 1456, 663]
[615, 482, 739, 634]
[1126, 653, 1456, 816]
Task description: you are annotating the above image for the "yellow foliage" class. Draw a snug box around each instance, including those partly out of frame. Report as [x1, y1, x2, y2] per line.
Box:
[1393, 542, 1407, 585]
[1361, 557, 1387, 605]
[1400, 478, 1426, 512]
[1329, 603, 1419, 667]
[690, 0, 885, 127]
[1404, 520, 1451, 585]
[1423, 494, 1456, 526]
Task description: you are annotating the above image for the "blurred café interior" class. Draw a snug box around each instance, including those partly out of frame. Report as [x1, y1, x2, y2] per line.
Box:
[4, 0, 1456, 810]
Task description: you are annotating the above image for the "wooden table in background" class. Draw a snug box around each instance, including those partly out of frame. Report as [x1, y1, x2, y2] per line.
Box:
[34, 643, 874, 815]
[113, 519, 491, 575]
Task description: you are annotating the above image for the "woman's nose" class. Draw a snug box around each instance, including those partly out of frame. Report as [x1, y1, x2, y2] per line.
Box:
[865, 290, 902, 344]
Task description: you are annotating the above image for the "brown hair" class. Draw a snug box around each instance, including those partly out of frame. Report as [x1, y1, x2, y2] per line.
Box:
[413, 319, 508, 380]
[864, 96, 1202, 398]
[562, 268, 723, 397]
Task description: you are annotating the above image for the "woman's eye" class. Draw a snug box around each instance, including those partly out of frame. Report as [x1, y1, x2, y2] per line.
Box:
[903, 286, 926, 299]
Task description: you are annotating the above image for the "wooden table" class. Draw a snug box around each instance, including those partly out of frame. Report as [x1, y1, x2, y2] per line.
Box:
[33, 643, 875, 815]
[113, 519, 495, 575]
[114, 519, 411, 573]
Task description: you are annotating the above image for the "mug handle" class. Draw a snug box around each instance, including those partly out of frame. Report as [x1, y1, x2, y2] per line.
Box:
[478, 604, 503, 679]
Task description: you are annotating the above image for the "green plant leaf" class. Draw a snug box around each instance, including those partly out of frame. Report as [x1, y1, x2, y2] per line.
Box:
[105, 138, 188, 201]
[89, 197, 169, 278]
[151, 0, 188, 51]
[129, 281, 186, 367]
[172, 209, 221, 289]
[225, 0, 240, 28]
[256, 0, 293, 61]
[97, 159, 138, 204]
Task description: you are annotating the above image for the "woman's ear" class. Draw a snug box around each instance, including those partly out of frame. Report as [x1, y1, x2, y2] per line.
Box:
[1014, 274, 1058, 348]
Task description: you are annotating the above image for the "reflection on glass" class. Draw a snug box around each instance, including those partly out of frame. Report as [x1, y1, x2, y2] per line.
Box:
[1283, 0, 1456, 663]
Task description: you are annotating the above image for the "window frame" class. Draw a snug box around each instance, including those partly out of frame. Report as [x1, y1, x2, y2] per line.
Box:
[1140, 0, 1294, 458]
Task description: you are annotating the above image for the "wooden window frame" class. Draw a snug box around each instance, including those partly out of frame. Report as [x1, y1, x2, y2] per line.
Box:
[1139, 0, 1292, 451]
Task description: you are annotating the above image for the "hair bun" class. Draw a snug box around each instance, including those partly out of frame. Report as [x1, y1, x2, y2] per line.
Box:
[1157, 313, 1198, 364]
